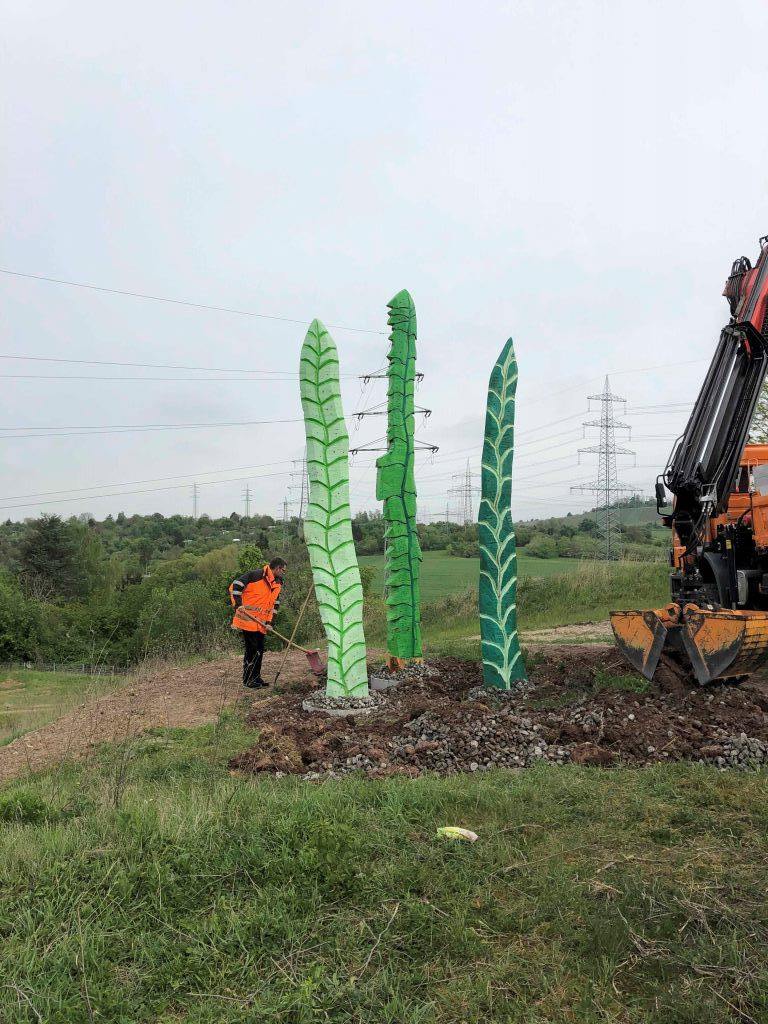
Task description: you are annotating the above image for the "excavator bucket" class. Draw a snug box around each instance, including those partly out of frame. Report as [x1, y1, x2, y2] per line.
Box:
[611, 603, 768, 685]
[680, 605, 768, 684]
[610, 605, 678, 681]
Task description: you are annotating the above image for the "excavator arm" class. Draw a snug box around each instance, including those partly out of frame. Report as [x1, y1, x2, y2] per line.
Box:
[662, 322, 767, 531]
[612, 236, 768, 684]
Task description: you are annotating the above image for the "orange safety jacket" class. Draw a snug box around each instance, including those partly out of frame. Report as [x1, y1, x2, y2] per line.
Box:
[229, 565, 282, 633]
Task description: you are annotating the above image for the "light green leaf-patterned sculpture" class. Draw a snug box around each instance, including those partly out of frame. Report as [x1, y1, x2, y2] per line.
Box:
[300, 320, 369, 697]
[479, 338, 527, 689]
[376, 289, 423, 666]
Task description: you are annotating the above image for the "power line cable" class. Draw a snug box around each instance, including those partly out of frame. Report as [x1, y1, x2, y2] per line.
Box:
[0, 418, 304, 439]
[527, 357, 708, 402]
[0, 268, 385, 335]
[0, 470, 295, 512]
[0, 373, 310, 383]
[0, 353, 356, 377]
[516, 410, 586, 437]
[0, 459, 298, 503]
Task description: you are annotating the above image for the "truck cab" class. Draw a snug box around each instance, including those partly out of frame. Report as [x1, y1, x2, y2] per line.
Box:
[671, 443, 768, 608]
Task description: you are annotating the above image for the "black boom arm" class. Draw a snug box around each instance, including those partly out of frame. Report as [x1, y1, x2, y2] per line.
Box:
[662, 322, 768, 535]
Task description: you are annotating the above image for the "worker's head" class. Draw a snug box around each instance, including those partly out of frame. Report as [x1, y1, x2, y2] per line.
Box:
[269, 556, 287, 581]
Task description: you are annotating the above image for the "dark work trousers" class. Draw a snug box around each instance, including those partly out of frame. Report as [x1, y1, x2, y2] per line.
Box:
[241, 630, 266, 685]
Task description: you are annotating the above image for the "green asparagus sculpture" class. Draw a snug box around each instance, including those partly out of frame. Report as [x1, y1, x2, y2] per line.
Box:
[479, 338, 527, 688]
[300, 320, 369, 697]
[376, 289, 423, 666]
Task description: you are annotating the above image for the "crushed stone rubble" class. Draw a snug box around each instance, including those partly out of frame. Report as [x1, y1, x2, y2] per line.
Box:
[467, 681, 533, 703]
[301, 690, 386, 714]
[393, 708, 568, 772]
[704, 734, 768, 770]
[227, 651, 768, 779]
[376, 662, 441, 683]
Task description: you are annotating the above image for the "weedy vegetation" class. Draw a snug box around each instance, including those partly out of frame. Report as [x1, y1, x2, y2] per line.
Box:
[1, 713, 767, 1022]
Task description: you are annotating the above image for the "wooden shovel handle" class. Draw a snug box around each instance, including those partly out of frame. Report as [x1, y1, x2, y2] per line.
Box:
[239, 607, 312, 654]
[273, 589, 313, 681]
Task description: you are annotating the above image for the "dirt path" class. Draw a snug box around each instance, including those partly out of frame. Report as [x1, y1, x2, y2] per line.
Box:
[522, 622, 613, 645]
[0, 650, 312, 786]
[462, 622, 613, 645]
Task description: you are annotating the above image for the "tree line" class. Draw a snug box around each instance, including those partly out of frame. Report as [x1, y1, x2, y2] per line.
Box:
[0, 499, 664, 665]
[0, 512, 323, 665]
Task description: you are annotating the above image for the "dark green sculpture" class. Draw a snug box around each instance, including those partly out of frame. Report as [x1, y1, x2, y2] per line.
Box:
[479, 338, 527, 688]
[376, 290, 423, 665]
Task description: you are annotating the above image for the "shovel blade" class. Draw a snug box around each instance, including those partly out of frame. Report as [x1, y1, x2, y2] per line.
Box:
[304, 649, 324, 675]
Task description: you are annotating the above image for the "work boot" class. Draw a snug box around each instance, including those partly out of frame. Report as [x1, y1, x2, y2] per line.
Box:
[244, 678, 268, 689]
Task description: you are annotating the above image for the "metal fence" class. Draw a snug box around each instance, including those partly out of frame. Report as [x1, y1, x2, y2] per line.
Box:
[0, 661, 127, 677]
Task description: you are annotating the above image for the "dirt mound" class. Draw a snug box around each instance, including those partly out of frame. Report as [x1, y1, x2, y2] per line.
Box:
[230, 646, 768, 778]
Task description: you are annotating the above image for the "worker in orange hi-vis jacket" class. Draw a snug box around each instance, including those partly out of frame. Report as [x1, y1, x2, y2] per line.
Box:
[228, 557, 287, 688]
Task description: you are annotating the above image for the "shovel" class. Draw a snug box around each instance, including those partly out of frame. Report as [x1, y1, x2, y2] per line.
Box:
[272, 589, 313, 686]
[237, 609, 324, 675]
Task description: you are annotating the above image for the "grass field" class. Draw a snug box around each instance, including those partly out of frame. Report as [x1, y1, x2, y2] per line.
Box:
[0, 669, 121, 746]
[362, 558, 669, 658]
[1, 711, 767, 1022]
[359, 549, 579, 601]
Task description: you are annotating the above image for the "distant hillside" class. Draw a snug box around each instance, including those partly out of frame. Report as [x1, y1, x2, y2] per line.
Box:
[519, 500, 663, 531]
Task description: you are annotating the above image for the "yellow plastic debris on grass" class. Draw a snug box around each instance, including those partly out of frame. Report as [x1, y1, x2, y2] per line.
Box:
[436, 827, 478, 842]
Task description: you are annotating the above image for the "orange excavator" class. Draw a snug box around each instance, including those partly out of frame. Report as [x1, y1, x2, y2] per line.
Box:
[612, 235, 768, 685]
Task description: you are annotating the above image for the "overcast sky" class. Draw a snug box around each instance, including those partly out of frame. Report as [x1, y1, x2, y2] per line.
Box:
[2, 0, 768, 524]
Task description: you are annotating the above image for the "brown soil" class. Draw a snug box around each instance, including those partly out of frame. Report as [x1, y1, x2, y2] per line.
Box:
[4, 641, 768, 786]
[0, 650, 313, 785]
[230, 645, 768, 778]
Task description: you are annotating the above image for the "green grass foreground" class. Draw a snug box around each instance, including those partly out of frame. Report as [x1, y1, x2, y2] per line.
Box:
[1, 714, 767, 1022]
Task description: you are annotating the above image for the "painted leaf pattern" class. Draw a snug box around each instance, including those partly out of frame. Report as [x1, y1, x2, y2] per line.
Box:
[376, 290, 423, 660]
[300, 320, 368, 697]
[479, 338, 527, 689]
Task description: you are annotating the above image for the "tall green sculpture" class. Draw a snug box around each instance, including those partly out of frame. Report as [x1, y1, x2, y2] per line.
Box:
[300, 320, 369, 698]
[376, 289, 423, 666]
[479, 338, 527, 689]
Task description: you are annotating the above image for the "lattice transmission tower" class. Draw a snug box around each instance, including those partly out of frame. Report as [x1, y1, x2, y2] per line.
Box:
[447, 460, 480, 524]
[281, 498, 290, 546]
[571, 377, 636, 559]
[288, 448, 310, 522]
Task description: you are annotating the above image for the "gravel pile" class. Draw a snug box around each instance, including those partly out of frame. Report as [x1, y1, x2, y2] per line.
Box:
[391, 707, 568, 773]
[304, 706, 569, 780]
[467, 680, 533, 703]
[375, 662, 441, 683]
[703, 733, 768, 770]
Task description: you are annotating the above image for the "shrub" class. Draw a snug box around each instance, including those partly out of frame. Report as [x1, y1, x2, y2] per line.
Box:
[525, 535, 558, 559]
[447, 540, 480, 558]
[0, 791, 52, 824]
